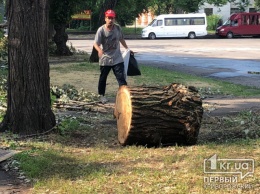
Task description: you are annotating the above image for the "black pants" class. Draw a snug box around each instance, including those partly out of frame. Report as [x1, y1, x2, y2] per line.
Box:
[98, 62, 127, 96]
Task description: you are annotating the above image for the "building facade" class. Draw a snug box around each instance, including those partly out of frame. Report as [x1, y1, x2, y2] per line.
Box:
[133, 1, 257, 27]
[198, 0, 256, 22]
[135, 11, 154, 27]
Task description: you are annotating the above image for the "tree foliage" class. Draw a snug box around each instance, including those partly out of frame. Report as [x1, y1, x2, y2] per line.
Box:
[49, 0, 84, 56]
[47, 0, 260, 55]
[204, 0, 231, 6]
[49, 0, 84, 25]
[234, 0, 251, 12]
[115, 0, 150, 26]
[174, 0, 202, 13]
[148, 0, 195, 14]
[256, 0, 260, 10]
[82, 0, 150, 29]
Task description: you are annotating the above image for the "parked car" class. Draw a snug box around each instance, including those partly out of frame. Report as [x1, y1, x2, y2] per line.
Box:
[216, 12, 260, 38]
[142, 13, 207, 39]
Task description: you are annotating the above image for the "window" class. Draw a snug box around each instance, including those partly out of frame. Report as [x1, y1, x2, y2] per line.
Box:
[231, 8, 240, 14]
[242, 15, 249, 25]
[164, 17, 205, 26]
[204, 8, 213, 16]
[250, 15, 256, 25]
[157, 20, 163, 26]
[249, 8, 256, 13]
[165, 18, 175, 26]
[152, 20, 163, 27]
[231, 20, 238, 26]
[176, 18, 189, 25]
[193, 17, 205, 25]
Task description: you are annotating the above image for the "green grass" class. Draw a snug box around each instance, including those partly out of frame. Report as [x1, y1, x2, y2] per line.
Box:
[207, 30, 216, 35]
[121, 27, 143, 35]
[10, 138, 260, 194]
[51, 62, 260, 97]
[134, 65, 260, 97]
[1, 60, 260, 194]
[51, 62, 97, 73]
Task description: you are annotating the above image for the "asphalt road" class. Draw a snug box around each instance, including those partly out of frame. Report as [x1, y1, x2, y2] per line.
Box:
[68, 37, 260, 88]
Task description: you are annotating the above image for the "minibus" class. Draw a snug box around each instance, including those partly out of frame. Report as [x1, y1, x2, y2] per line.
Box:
[141, 13, 207, 39]
[216, 12, 260, 38]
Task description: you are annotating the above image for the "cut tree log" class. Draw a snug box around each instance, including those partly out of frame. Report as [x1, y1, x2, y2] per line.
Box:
[114, 84, 203, 146]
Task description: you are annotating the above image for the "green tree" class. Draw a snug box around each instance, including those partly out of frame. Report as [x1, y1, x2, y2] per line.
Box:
[204, 0, 231, 6]
[256, 0, 260, 10]
[0, 0, 56, 135]
[147, 0, 202, 14]
[49, 0, 89, 56]
[115, 0, 150, 26]
[50, 0, 75, 56]
[174, 0, 202, 13]
[87, 0, 146, 28]
[146, 0, 254, 15]
[83, 0, 150, 29]
[234, 0, 251, 12]
[147, 0, 175, 15]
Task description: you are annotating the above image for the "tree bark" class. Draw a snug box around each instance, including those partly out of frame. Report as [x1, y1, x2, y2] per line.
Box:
[114, 84, 203, 146]
[53, 23, 72, 56]
[0, 0, 56, 135]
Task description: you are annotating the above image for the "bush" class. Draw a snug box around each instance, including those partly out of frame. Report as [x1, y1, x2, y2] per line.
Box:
[207, 15, 222, 31]
[77, 26, 90, 31]
[57, 117, 81, 136]
[0, 37, 8, 67]
[0, 37, 8, 121]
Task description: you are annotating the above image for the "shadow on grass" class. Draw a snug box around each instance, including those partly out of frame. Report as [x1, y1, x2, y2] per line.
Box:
[15, 149, 121, 181]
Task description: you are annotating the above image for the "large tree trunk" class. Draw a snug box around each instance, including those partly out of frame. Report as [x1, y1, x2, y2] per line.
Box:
[114, 84, 203, 147]
[53, 23, 72, 56]
[0, 0, 56, 135]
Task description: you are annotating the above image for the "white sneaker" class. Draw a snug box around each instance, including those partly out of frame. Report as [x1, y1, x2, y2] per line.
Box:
[100, 96, 108, 104]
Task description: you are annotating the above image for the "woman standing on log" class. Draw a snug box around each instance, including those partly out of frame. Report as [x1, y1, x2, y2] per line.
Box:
[93, 10, 133, 104]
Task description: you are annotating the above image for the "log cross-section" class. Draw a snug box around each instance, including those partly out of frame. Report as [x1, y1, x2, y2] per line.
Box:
[114, 84, 203, 146]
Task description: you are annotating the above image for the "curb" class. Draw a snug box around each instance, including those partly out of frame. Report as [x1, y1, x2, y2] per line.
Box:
[68, 34, 217, 40]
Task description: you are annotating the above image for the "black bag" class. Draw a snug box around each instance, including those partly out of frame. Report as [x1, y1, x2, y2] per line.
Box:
[127, 54, 141, 76]
[89, 46, 99, 63]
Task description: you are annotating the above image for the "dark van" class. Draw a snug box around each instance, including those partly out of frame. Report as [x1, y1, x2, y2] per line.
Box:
[216, 12, 260, 38]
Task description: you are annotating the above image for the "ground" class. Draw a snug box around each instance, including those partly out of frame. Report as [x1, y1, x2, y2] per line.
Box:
[0, 163, 31, 194]
[0, 51, 259, 194]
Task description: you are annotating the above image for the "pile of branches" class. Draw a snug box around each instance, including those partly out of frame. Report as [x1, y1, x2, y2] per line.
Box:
[51, 84, 104, 111]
